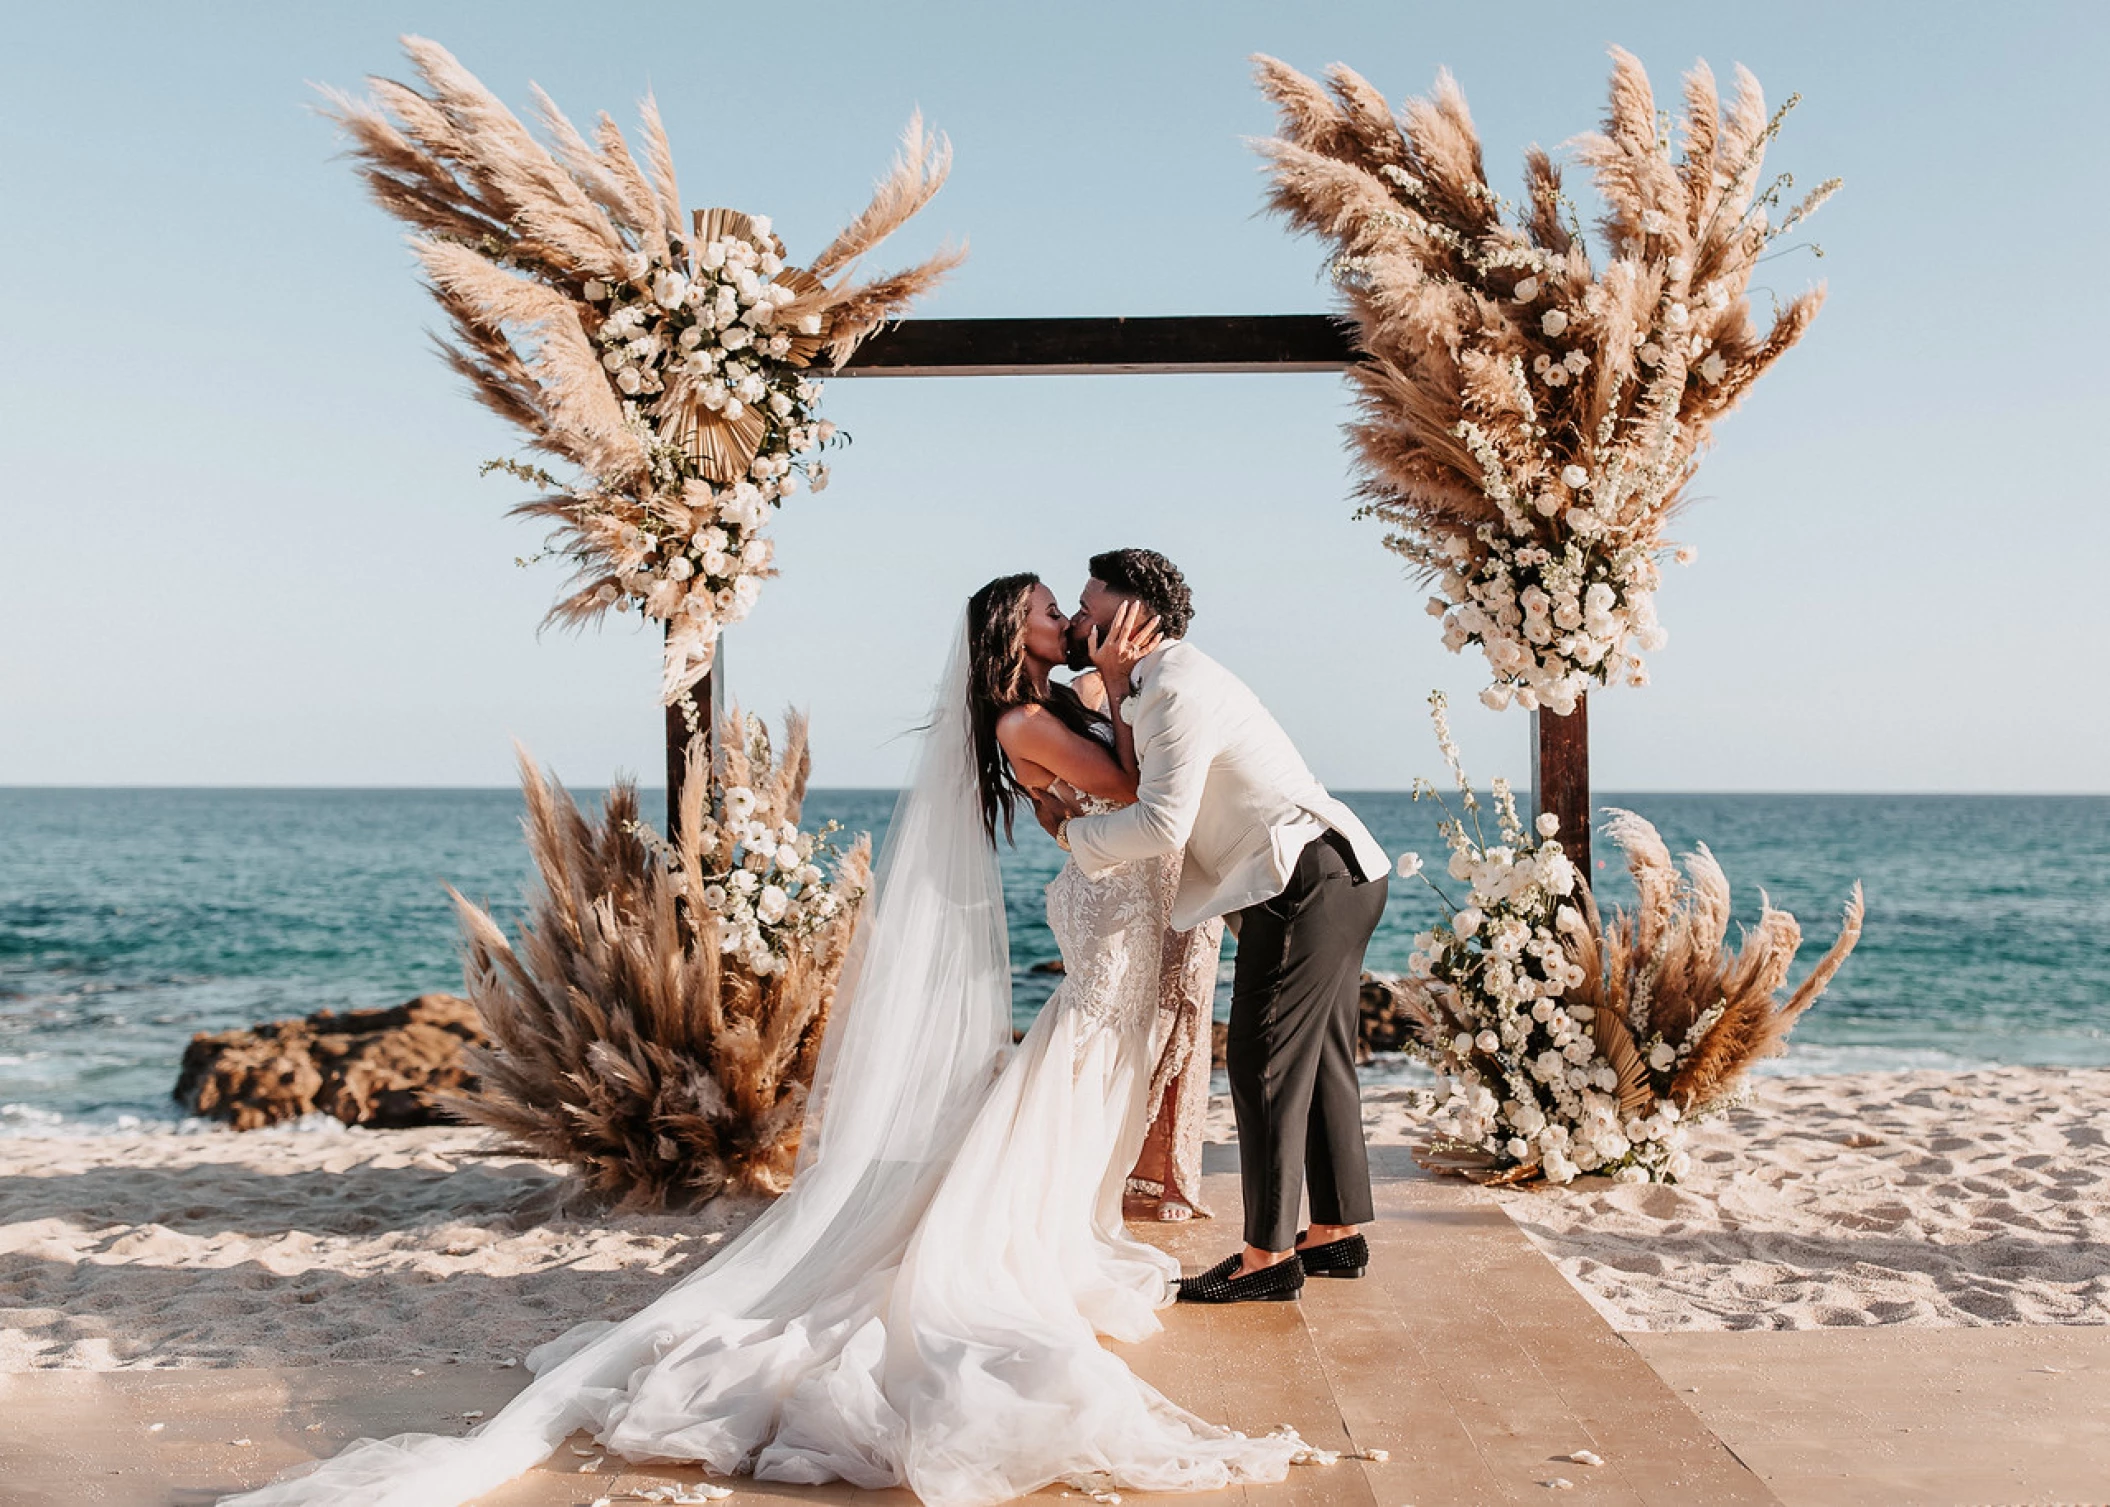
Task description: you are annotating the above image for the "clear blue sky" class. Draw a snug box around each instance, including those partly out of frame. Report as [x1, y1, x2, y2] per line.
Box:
[3, 2, 2104, 791]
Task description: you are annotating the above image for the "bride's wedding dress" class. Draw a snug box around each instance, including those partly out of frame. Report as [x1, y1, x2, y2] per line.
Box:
[224, 631, 1293, 1507]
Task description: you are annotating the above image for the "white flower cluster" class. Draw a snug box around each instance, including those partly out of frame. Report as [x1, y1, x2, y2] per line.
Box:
[1402, 692, 1691, 1184]
[576, 219, 840, 691]
[1416, 266, 1728, 714]
[687, 783, 858, 977]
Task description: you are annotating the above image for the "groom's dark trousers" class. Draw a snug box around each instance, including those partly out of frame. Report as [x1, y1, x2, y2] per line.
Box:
[1226, 827, 1389, 1253]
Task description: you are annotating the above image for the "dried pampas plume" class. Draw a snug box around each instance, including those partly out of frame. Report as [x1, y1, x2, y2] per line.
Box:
[323, 38, 962, 703]
[1253, 50, 1837, 709]
[445, 728, 871, 1208]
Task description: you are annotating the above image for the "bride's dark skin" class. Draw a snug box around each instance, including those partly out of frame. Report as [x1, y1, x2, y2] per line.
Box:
[994, 584, 1161, 807]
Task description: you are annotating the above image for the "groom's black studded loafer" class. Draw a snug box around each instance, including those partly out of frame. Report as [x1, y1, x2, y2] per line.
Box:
[1295, 1231, 1369, 1280]
[1176, 1253, 1304, 1304]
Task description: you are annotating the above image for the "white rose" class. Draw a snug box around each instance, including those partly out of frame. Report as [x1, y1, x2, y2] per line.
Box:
[1540, 309, 1569, 337]
[1637, 342, 1663, 366]
[1506, 1137, 1531, 1160]
[1563, 349, 1589, 373]
[593, 582, 618, 606]
[1535, 812, 1560, 837]
[615, 367, 642, 394]
[720, 325, 752, 352]
[1479, 684, 1513, 712]
[741, 537, 772, 567]
[724, 397, 745, 421]
[729, 868, 759, 895]
[1475, 1029, 1500, 1054]
[733, 576, 762, 609]
[1665, 302, 1690, 328]
[583, 278, 609, 301]
[1561, 464, 1590, 489]
[1698, 352, 1728, 384]
[723, 786, 757, 821]
[755, 885, 789, 924]
[1396, 852, 1423, 880]
[809, 464, 830, 493]
[775, 843, 801, 870]
[666, 556, 694, 581]
[1614, 1165, 1650, 1184]
[1454, 908, 1484, 938]
[1648, 1041, 1676, 1072]
[797, 864, 823, 887]
[1512, 276, 1539, 302]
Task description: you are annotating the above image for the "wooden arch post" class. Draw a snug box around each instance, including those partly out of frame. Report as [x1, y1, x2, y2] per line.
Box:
[678, 313, 1592, 874]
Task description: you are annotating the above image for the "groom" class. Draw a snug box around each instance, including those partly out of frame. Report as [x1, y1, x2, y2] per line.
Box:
[1036, 549, 1390, 1303]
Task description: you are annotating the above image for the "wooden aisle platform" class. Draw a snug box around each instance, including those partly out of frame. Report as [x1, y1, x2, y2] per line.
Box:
[0, 1148, 1769, 1507]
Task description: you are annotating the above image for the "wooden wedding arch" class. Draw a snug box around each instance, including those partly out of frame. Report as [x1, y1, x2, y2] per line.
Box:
[672, 313, 1595, 875]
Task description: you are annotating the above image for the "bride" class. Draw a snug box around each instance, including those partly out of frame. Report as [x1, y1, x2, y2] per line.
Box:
[223, 573, 1297, 1507]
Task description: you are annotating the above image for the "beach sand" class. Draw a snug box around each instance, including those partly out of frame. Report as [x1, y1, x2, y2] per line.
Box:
[2, 1068, 2104, 1370]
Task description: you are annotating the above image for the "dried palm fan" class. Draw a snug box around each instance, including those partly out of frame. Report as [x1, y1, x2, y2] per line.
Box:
[1254, 50, 1837, 713]
[324, 38, 962, 704]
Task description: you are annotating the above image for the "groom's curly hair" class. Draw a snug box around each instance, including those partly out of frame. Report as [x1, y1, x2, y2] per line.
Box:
[1088, 549, 1193, 639]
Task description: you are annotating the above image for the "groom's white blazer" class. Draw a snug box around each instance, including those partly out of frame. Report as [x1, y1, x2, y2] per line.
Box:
[1065, 640, 1388, 933]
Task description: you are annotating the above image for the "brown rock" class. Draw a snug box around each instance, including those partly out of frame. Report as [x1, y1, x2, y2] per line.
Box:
[173, 993, 487, 1131]
[1357, 973, 1420, 1061]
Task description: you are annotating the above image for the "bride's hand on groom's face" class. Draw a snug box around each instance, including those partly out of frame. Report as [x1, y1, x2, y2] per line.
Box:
[1087, 601, 1163, 693]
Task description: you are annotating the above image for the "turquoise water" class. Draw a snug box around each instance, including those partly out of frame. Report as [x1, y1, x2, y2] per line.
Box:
[2, 789, 2104, 1131]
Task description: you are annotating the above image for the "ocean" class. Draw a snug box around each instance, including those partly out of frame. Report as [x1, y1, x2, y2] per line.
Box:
[2, 789, 2104, 1133]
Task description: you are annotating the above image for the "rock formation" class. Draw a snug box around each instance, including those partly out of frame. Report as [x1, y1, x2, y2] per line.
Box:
[174, 993, 486, 1130]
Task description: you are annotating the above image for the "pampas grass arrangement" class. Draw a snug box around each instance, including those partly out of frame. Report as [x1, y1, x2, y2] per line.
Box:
[1388, 693, 1860, 1185]
[326, 38, 959, 703]
[446, 714, 870, 1208]
[1254, 50, 1837, 713]
[1563, 810, 1863, 1122]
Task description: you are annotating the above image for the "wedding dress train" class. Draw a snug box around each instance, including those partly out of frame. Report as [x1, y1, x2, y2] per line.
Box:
[223, 631, 1292, 1507]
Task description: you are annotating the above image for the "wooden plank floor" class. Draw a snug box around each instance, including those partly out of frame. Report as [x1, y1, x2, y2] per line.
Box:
[0, 1148, 1769, 1507]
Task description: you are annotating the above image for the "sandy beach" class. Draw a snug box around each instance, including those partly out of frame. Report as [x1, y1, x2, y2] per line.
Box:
[3, 1067, 2104, 1371]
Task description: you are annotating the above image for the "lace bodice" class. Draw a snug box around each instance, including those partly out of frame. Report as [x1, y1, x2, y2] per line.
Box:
[1044, 840, 1180, 1047]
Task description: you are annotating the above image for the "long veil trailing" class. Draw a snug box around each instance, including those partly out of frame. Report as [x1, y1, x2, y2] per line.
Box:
[223, 626, 1013, 1506]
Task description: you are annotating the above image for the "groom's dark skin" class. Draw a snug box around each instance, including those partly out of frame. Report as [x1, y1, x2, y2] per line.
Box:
[1034, 577, 1360, 1282]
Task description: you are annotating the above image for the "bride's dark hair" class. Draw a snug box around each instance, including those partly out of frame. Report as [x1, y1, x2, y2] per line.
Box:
[965, 573, 1106, 845]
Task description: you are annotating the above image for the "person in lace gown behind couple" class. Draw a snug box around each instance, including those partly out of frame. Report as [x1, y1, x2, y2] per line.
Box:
[219, 568, 1304, 1507]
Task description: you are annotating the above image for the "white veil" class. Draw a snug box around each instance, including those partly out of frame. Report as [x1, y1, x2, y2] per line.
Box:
[223, 624, 1012, 1507]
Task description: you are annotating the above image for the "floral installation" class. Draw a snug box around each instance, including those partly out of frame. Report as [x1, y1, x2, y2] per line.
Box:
[449, 710, 872, 1207]
[327, 38, 961, 707]
[1391, 692, 1863, 1185]
[1255, 50, 1838, 713]
[631, 709, 866, 978]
